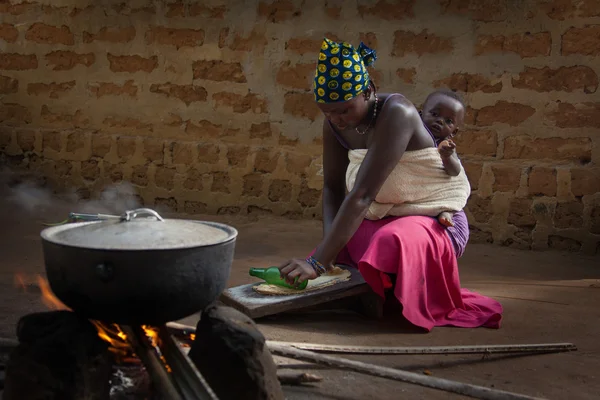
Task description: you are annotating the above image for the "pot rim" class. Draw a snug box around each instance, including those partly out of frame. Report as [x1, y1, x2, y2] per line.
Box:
[41, 219, 239, 251]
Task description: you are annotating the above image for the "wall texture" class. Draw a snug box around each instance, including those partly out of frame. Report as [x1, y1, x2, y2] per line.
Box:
[0, 0, 599, 254]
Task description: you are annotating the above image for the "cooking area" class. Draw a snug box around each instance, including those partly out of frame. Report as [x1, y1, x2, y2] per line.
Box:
[1, 0, 600, 398]
[0, 181, 598, 399]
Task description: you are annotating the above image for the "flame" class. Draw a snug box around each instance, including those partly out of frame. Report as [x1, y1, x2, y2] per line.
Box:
[36, 275, 70, 310]
[14, 273, 27, 291]
[17, 273, 175, 370]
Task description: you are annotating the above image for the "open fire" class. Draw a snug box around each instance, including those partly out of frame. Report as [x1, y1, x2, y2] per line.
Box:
[10, 272, 217, 399]
[14, 273, 167, 351]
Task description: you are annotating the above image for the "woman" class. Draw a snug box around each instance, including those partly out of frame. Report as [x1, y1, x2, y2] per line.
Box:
[278, 38, 502, 331]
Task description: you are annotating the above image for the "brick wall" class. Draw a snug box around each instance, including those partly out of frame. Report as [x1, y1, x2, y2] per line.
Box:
[1, 0, 599, 254]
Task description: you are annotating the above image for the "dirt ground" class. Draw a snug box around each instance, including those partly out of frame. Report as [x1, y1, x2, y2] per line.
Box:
[1, 187, 599, 400]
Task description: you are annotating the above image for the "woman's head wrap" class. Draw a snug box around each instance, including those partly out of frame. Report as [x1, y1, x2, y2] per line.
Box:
[313, 38, 377, 103]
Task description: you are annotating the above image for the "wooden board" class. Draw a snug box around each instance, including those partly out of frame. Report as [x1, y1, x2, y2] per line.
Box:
[219, 267, 370, 319]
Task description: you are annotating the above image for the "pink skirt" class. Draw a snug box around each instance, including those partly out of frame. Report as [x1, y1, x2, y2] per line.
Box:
[332, 216, 502, 331]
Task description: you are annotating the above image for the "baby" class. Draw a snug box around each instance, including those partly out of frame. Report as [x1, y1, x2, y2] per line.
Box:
[420, 89, 466, 227]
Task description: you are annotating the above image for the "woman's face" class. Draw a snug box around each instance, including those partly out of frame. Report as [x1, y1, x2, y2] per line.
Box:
[316, 93, 370, 131]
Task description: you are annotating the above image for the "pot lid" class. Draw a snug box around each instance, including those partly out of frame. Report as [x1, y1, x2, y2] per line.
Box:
[41, 208, 238, 250]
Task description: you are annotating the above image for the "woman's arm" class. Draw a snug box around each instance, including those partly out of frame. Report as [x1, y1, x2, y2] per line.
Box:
[321, 121, 349, 238]
[311, 98, 420, 267]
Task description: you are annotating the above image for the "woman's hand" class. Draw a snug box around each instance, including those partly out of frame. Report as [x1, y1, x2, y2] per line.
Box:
[278, 259, 317, 286]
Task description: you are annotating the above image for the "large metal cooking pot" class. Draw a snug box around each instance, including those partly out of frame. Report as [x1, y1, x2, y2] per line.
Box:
[40, 208, 238, 325]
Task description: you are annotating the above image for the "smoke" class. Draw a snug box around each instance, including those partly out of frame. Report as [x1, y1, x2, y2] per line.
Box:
[77, 182, 142, 215]
[4, 171, 142, 218]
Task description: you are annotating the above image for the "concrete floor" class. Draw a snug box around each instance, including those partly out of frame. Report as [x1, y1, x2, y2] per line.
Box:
[1, 189, 599, 399]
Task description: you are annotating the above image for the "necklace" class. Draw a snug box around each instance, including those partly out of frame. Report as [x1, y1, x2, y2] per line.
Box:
[355, 93, 378, 135]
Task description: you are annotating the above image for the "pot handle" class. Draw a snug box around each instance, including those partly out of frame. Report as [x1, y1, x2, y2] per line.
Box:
[121, 208, 165, 222]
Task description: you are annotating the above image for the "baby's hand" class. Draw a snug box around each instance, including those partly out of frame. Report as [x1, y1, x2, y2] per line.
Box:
[438, 139, 456, 159]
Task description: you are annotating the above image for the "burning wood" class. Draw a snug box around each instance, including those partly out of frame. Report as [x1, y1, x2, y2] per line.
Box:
[13, 273, 163, 362]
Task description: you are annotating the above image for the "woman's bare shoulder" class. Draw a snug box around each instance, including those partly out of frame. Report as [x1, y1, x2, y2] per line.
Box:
[379, 93, 419, 120]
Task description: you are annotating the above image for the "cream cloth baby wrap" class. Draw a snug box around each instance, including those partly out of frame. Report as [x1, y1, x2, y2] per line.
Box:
[346, 147, 471, 220]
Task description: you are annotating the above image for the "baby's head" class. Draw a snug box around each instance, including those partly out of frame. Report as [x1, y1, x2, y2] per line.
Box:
[421, 90, 465, 140]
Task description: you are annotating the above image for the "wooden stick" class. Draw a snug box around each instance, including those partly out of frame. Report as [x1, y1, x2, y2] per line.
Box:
[266, 341, 577, 355]
[165, 323, 576, 357]
[276, 371, 323, 385]
[268, 343, 544, 400]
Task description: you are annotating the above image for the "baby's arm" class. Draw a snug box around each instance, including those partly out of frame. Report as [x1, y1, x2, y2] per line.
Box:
[438, 139, 461, 177]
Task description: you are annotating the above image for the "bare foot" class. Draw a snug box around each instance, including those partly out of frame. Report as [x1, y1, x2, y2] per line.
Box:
[438, 212, 454, 227]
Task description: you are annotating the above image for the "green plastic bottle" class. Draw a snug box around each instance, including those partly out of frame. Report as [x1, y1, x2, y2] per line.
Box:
[249, 267, 308, 290]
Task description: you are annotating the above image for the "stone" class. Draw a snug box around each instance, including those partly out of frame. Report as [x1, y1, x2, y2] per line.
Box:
[154, 197, 178, 212]
[27, 81, 76, 98]
[211, 172, 230, 193]
[285, 153, 312, 174]
[171, 142, 195, 164]
[283, 92, 319, 121]
[45, 51, 94, 71]
[548, 235, 582, 252]
[433, 73, 502, 93]
[257, 0, 299, 23]
[243, 173, 264, 197]
[469, 225, 493, 243]
[213, 92, 268, 114]
[392, 30, 453, 56]
[198, 143, 221, 164]
[562, 26, 600, 56]
[0, 53, 37, 70]
[2, 311, 111, 400]
[564, 169, 593, 203]
[504, 136, 591, 164]
[475, 32, 551, 57]
[268, 179, 292, 202]
[254, 149, 280, 173]
[0, 74, 18, 93]
[145, 26, 204, 49]
[396, 68, 416, 84]
[192, 60, 246, 83]
[183, 168, 203, 191]
[453, 129, 497, 156]
[548, 102, 600, 129]
[155, 166, 176, 190]
[528, 167, 557, 196]
[131, 165, 149, 186]
[83, 26, 136, 43]
[80, 160, 99, 180]
[466, 195, 492, 223]
[440, 0, 507, 21]
[554, 200, 583, 229]
[0, 23, 18, 43]
[25, 23, 74, 45]
[189, 304, 284, 400]
[492, 165, 521, 192]
[507, 198, 536, 228]
[512, 66, 598, 93]
[184, 200, 207, 214]
[475, 101, 535, 126]
[462, 161, 482, 190]
[229, 28, 268, 53]
[276, 62, 315, 89]
[92, 135, 112, 157]
[88, 80, 137, 98]
[150, 82, 208, 106]
[107, 53, 158, 73]
[298, 181, 321, 207]
[358, 0, 415, 19]
[250, 122, 273, 139]
[227, 145, 249, 167]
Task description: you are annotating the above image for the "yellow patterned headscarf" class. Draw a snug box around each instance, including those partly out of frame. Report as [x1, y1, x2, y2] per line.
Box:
[313, 38, 377, 103]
